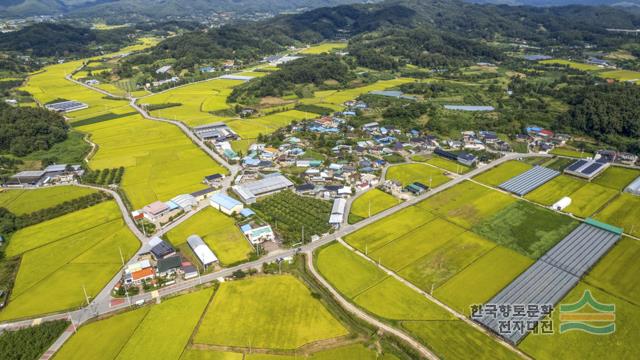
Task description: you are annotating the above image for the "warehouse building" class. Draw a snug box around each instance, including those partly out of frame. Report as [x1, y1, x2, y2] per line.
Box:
[170, 194, 198, 212]
[329, 198, 347, 225]
[187, 235, 218, 268]
[564, 159, 610, 180]
[45, 100, 88, 113]
[6, 164, 84, 187]
[192, 123, 238, 142]
[232, 174, 294, 204]
[209, 193, 244, 215]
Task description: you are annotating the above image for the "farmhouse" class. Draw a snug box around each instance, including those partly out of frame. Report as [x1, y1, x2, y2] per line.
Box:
[240, 223, 275, 244]
[156, 255, 182, 277]
[204, 173, 225, 186]
[210, 193, 244, 215]
[149, 237, 176, 260]
[124, 259, 154, 285]
[564, 159, 610, 180]
[329, 198, 347, 225]
[45, 100, 88, 113]
[143, 201, 170, 222]
[233, 174, 294, 204]
[187, 235, 218, 268]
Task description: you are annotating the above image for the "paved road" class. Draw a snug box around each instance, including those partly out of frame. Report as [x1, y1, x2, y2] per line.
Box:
[305, 251, 440, 359]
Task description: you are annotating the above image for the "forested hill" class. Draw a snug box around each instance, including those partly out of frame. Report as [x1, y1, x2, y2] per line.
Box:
[138, 0, 640, 71]
[0, 23, 133, 57]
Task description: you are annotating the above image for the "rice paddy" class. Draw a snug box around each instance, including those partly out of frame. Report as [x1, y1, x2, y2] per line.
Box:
[598, 70, 640, 82]
[564, 183, 618, 218]
[20, 59, 226, 209]
[585, 237, 640, 304]
[595, 193, 640, 237]
[226, 110, 316, 139]
[348, 189, 399, 223]
[539, 59, 601, 71]
[386, 163, 450, 187]
[193, 275, 348, 349]
[524, 175, 586, 206]
[593, 166, 640, 190]
[299, 43, 348, 54]
[473, 161, 532, 187]
[0, 201, 139, 321]
[165, 207, 253, 266]
[301, 78, 414, 106]
[426, 157, 470, 174]
[0, 186, 97, 215]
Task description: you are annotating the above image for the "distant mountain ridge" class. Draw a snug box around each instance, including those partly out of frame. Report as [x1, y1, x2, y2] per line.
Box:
[467, 0, 640, 7]
[0, 0, 375, 18]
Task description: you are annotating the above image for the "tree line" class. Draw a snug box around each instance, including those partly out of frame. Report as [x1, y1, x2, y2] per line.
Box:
[0, 319, 69, 360]
[82, 167, 125, 186]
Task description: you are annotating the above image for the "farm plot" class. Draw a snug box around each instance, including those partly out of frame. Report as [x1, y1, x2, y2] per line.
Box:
[599, 69, 640, 82]
[519, 282, 639, 360]
[593, 166, 640, 190]
[299, 42, 347, 54]
[0, 202, 139, 321]
[473, 201, 579, 259]
[55, 288, 213, 360]
[316, 243, 452, 321]
[564, 183, 618, 218]
[584, 237, 640, 304]
[403, 321, 521, 360]
[344, 206, 436, 252]
[252, 191, 332, 244]
[193, 275, 348, 349]
[524, 175, 586, 206]
[417, 180, 515, 229]
[303, 78, 414, 106]
[242, 343, 397, 360]
[226, 110, 315, 139]
[595, 193, 640, 237]
[76, 112, 226, 209]
[386, 163, 450, 187]
[141, 79, 245, 127]
[369, 218, 466, 271]
[425, 157, 471, 174]
[0, 186, 97, 215]
[549, 147, 593, 158]
[21, 59, 227, 209]
[473, 161, 532, 187]
[539, 59, 601, 71]
[399, 231, 496, 292]
[434, 246, 533, 315]
[165, 207, 252, 265]
[348, 189, 399, 223]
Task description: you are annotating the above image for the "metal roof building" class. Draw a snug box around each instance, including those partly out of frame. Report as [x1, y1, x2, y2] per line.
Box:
[187, 235, 218, 267]
[564, 159, 609, 180]
[476, 221, 621, 344]
[232, 174, 294, 204]
[625, 176, 640, 196]
[171, 194, 198, 211]
[209, 193, 243, 215]
[45, 100, 88, 113]
[329, 198, 347, 225]
[499, 166, 560, 196]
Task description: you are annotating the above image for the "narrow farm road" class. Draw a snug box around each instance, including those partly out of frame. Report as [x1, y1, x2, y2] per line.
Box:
[305, 251, 440, 359]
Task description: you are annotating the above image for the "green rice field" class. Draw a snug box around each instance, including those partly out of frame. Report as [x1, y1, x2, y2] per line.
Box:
[426, 157, 470, 174]
[226, 110, 316, 139]
[473, 161, 532, 187]
[55, 287, 213, 360]
[417, 180, 515, 229]
[595, 193, 640, 237]
[21, 59, 226, 209]
[0, 186, 97, 215]
[299, 43, 347, 54]
[598, 69, 640, 82]
[301, 78, 414, 107]
[348, 189, 400, 223]
[0, 202, 139, 321]
[434, 246, 533, 315]
[564, 183, 618, 218]
[549, 147, 593, 158]
[585, 237, 640, 304]
[473, 201, 579, 259]
[165, 207, 253, 265]
[386, 163, 450, 187]
[593, 166, 640, 191]
[539, 59, 601, 71]
[193, 275, 348, 349]
[524, 175, 586, 206]
[519, 282, 639, 359]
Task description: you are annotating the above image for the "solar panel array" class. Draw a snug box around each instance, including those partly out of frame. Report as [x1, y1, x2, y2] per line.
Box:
[45, 100, 88, 112]
[564, 159, 608, 179]
[498, 166, 560, 196]
[476, 223, 621, 344]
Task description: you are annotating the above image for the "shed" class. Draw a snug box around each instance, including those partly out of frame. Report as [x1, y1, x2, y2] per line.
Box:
[157, 255, 182, 276]
[191, 187, 218, 201]
[171, 194, 198, 212]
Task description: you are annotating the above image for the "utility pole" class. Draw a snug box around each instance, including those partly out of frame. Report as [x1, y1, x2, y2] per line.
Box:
[119, 247, 131, 306]
[368, 199, 371, 218]
[68, 312, 77, 333]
